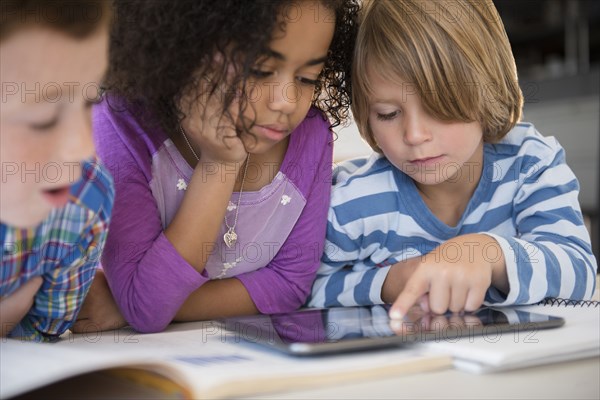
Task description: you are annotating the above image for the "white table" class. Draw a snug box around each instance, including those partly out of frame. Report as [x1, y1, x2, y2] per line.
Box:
[243, 357, 600, 399]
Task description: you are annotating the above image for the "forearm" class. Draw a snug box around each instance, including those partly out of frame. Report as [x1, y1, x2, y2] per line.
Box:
[165, 161, 240, 271]
[103, 234, 208, 332]
[174, 278, 258, 321]
[0, 277, 42, 337]
[486, 233, 596, 304]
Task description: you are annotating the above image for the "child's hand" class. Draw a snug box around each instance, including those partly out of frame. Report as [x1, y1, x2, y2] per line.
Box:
[181, 69, 247, 165]
[389, 234, 507, 318]
[71, 269, 127, 333]
[0, 277, 43, 336]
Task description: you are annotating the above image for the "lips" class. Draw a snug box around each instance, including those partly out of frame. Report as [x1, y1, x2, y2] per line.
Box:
[257, 124, 289, 133]
[408, 155, 444, 166]
[254, 123, 291, 141]
[41, 185, 71, 208]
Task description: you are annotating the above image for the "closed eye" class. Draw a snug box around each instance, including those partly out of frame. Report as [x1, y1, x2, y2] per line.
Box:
[251, 69, 319, 87]
[298, 77, 319, 86]
[249, 68, 272, 79]
[376, 111, 399, 121]
[30, 115, 59, 131]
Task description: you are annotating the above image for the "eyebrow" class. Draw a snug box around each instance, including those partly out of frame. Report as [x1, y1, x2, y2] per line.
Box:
[371, 99, 398, 105]
[266, 49, 328, 66]
[23, 77, 104, 105]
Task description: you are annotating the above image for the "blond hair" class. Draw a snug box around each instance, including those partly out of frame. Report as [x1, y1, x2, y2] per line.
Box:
[352, 0, 523, 150]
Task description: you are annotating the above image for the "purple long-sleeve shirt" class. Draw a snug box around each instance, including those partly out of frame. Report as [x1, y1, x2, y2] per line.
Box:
[93, 99, 333, 333]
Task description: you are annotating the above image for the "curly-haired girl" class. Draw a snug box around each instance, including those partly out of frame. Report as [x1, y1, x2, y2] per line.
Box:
[74, 0, 359, 333]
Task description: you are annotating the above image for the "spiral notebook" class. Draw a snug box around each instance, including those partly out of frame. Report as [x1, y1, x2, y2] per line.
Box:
[421, 297, 600, 373]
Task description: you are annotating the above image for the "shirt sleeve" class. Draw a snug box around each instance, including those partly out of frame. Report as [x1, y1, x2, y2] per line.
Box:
[235, 119, 334, 313]
[10, 160, 114, 341]
[484, 142, 597, 305]
[93, 106, 208, 333]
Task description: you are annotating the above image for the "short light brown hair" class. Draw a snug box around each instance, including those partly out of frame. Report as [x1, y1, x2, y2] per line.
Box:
[352, 0, 523, 151]
[1, 0, 111, 41]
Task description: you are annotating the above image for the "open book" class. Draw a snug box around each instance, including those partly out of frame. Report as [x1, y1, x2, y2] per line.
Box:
[420, 299, 600, 373]
[1, 320, 451, 399]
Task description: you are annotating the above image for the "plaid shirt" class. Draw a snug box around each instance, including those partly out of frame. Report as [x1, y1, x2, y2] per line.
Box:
[1, 159, 114, 341]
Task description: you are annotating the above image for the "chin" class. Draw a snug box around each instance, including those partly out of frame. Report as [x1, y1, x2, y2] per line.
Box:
[1, 207, 51, 228]
[406, 174, 445, 186]
[243, 139, 273, 155]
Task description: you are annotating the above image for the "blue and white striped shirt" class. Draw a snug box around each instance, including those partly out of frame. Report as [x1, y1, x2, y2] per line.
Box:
[308, 123, 597, 308]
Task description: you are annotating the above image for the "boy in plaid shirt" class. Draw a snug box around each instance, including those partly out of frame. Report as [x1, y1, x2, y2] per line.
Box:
[0, 0, 114, 341]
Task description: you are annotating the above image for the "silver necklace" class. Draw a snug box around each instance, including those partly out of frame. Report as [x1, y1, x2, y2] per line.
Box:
[179, 125, 249, 248]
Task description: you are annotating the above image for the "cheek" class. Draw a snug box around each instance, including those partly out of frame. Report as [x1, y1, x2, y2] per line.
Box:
[0, 125, 68, 189]
[0, 181, 50, 227]
[292, 96, 313, 127]
[292, 81, 314, 102]
[246, 84, 262, 106]
[447, 128, 481, 156]
[298, 83, 316, 103]
[0, 159, 41, 220]
[0, 124, 40, 163]
[370, 122, 391, 147]
[240, 84, 263, 120]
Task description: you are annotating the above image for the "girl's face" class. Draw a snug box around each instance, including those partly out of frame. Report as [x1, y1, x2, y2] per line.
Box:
[0, 27, 108, 228]
[240, 0, 335, 154]
[366, 69, 484, 189]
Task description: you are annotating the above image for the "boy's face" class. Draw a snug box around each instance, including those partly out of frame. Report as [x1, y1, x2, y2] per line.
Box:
[0, 27, 108, 228]
[239, 0, 335, 154]
[366, 69, 484, 188]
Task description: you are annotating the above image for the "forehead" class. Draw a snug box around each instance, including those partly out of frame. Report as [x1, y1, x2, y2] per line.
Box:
[0, 27, 108, 105]
[268, 2, 335, 61]
[364, 64, 414, 101]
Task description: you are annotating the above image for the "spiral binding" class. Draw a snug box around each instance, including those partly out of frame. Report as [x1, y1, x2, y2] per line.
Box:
[536, 297, 600, 308]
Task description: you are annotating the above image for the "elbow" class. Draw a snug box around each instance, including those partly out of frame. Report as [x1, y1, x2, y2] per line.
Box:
[582, 254, 598, 300]
[118, 297, 174, 333]
[286, 285, 312, 311]
[289, 293, 308, 312]
[583, 264, 597, 301]
[125, 310, 172, 334]
[261, 287, 307, 315]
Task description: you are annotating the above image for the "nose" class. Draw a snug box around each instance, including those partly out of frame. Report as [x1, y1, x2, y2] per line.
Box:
[266, 75, 298, 115]
[403, 112, 432, 146]
[59, 106, 95, 170]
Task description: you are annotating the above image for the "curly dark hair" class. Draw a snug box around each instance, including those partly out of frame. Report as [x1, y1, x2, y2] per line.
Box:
[103, 0, 359, 137]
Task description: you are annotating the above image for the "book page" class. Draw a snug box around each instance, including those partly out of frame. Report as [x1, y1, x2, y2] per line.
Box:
[3, 320, 450, 399]
[62, 321, 451, 398]
[0, 340, 163, 399]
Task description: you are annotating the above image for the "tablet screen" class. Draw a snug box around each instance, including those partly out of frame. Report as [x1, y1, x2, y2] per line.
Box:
[221, 306, 564, 356]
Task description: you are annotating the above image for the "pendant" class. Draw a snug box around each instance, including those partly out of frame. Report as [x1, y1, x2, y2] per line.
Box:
[223, 228, 238, 248]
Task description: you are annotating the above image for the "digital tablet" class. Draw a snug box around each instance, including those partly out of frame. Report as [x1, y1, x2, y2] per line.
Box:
[221, 305, 564, 356]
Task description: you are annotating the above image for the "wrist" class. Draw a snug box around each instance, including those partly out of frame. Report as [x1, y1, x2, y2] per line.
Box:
[193, 158, 242, 185]
[480, 234, 509, 293]
[197, 141, 248, 167]
[197, 156, 243, 171]
[381, 258, 419, 303]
